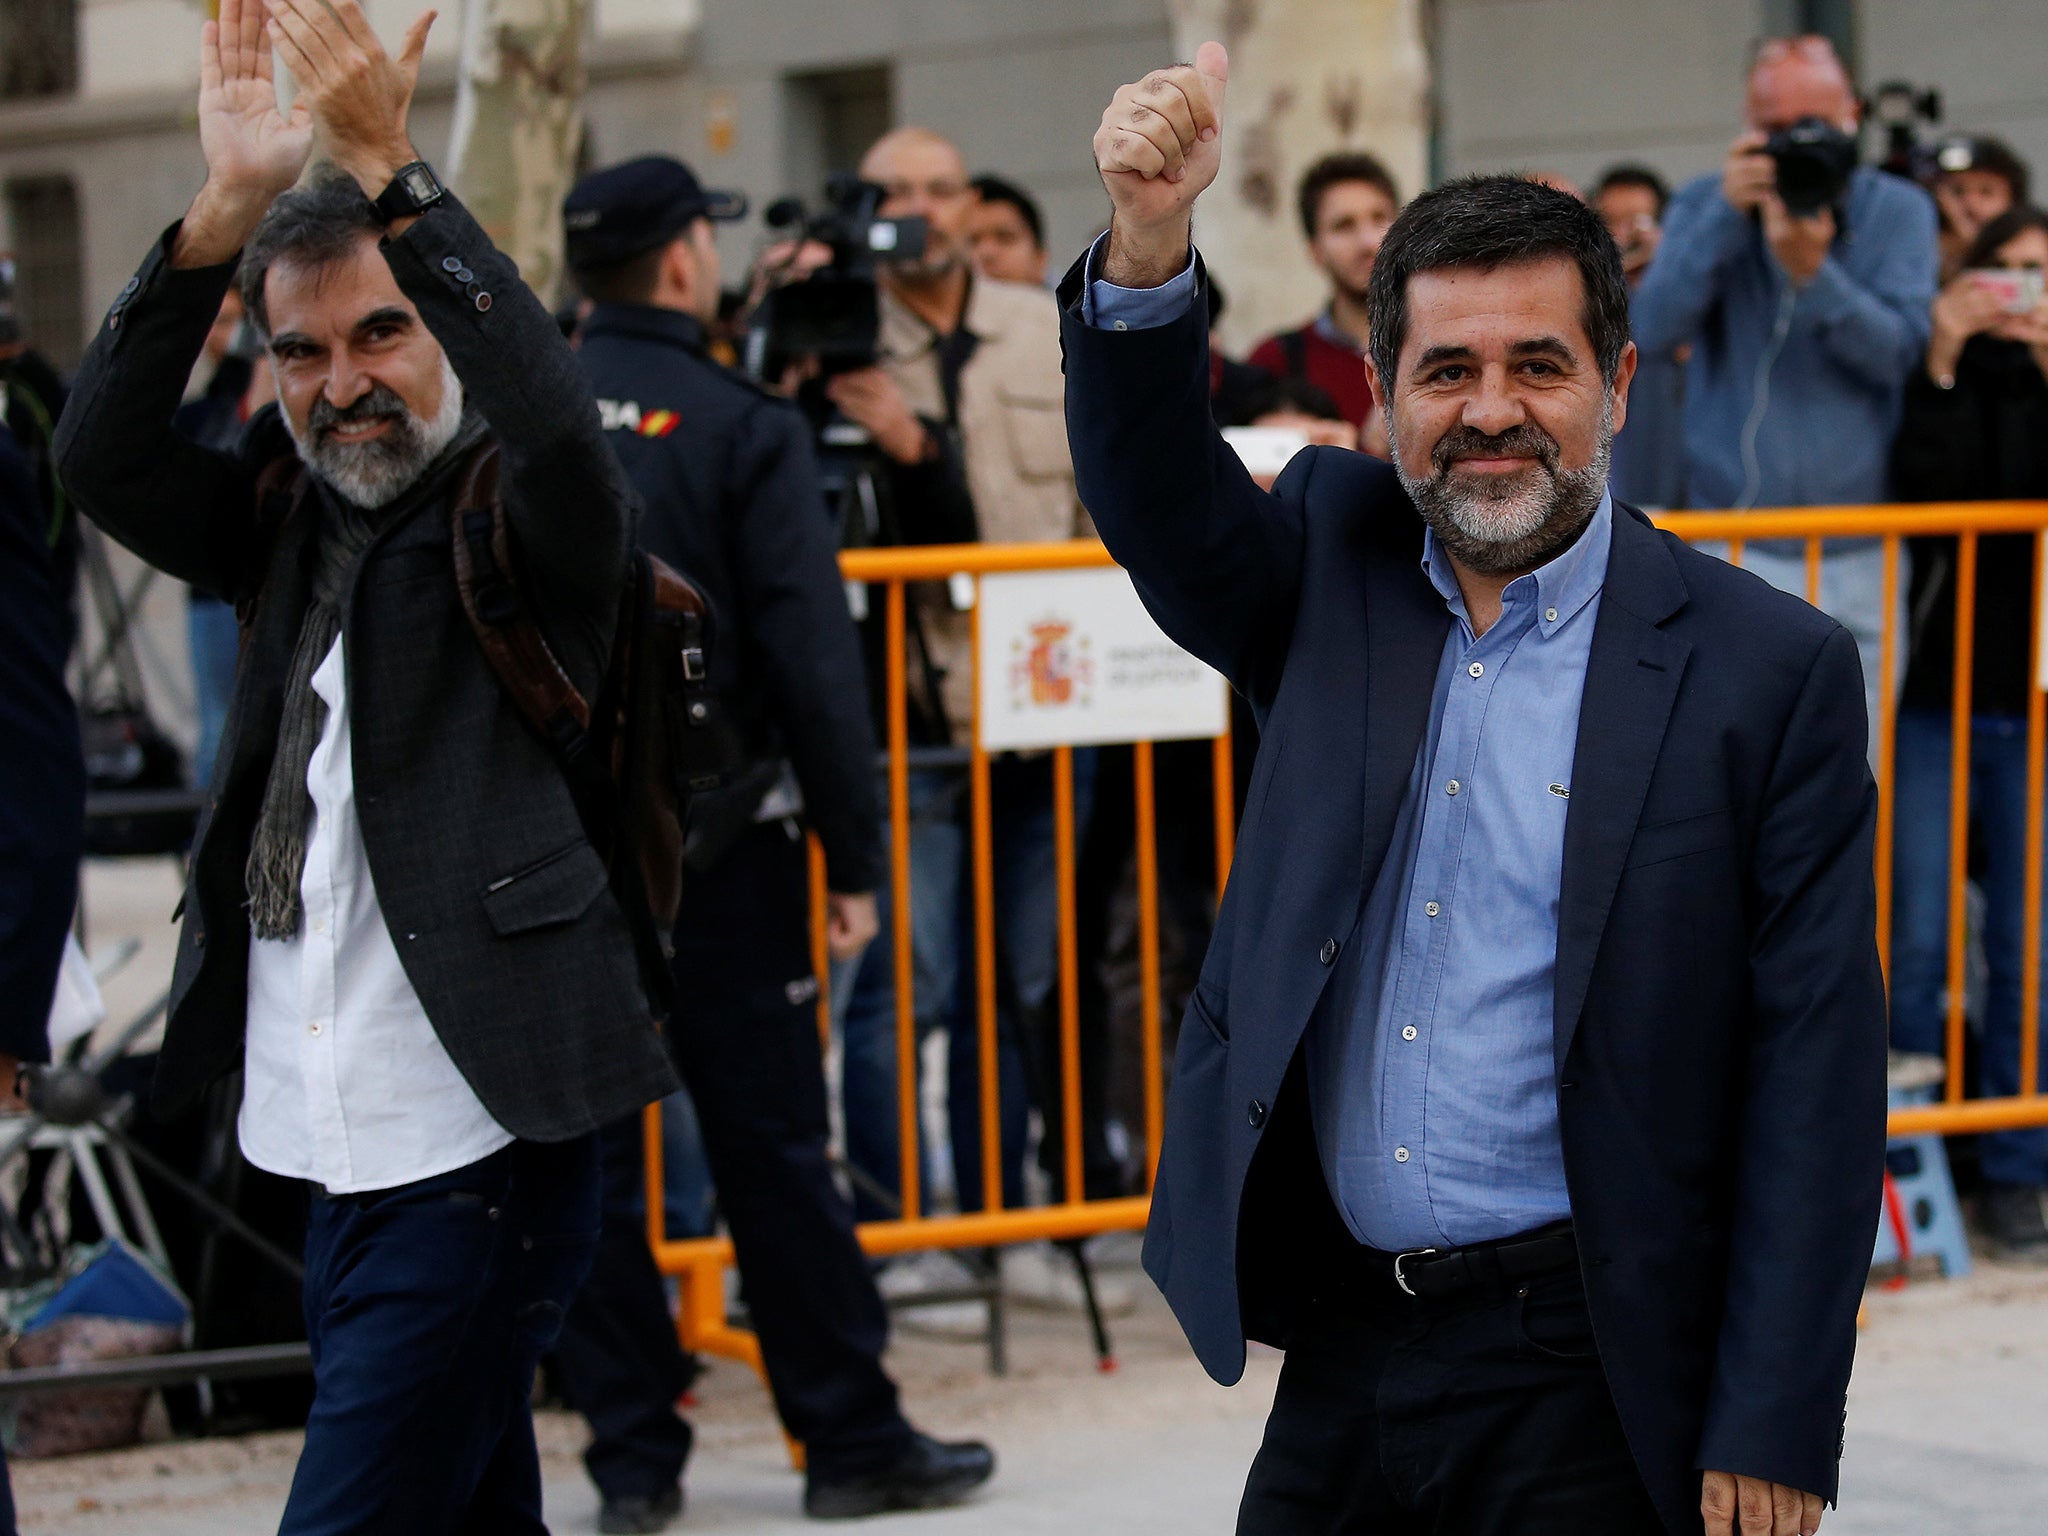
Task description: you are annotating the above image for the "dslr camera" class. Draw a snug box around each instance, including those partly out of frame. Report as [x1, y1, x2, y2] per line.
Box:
[745, 174, 928, 379]
[1765, 116, 1860, 217]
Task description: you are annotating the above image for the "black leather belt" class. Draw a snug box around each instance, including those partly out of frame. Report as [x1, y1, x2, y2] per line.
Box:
[1337, 1222, 1579, 1304]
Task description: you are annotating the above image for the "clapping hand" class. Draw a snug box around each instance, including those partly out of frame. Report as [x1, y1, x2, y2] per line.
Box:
[264, 0, 436, 206]
[1092, 43, 1229, 288]
[173, 0, 314, 267]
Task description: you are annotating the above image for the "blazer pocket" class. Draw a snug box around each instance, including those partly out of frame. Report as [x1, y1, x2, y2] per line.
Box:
[1187, 986, 1230, 1047]
[482, 840, 609, 936]
[1623, 806, 1736, 872]
[998, 388, 1072, 482]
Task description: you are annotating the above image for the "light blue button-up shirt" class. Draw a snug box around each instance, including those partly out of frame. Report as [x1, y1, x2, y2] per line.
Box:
[1087, 244, 1608, 1252]
[1312, 501, 1609, 1252]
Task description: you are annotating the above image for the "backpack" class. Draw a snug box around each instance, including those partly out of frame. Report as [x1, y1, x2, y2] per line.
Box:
[245, 441, 741, 1017]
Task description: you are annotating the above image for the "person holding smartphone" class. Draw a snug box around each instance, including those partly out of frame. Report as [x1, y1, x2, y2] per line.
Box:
[1891, 203, 2048, 1259]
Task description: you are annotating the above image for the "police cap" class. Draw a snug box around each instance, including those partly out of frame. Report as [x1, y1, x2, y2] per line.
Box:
[564, 157, 749, 269]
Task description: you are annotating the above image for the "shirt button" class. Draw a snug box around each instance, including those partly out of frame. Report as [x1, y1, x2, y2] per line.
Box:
[1402, 1025, 1418, 1041]
[1247, 1100, 1268, 1129]
[1468, 661, 1484, 678]
[1112, 319, 1130, 331]
[308, 1022, 323, 1036]
[1445, 779, 1461, 796]
[1545, 607, 1559, 623]
[1319, 938, 1339, 964]
[1424, 901, 1440, 917]
[1394, 1146, 1411, 1163]
[312, 918, 328, 934]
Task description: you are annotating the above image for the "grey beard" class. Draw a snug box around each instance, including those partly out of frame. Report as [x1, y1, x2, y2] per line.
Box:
[1390, 395, 1614, 576]
[286, 358, 466, 509]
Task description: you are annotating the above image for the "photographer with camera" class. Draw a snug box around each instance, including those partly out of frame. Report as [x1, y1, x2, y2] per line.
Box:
[548, 155, 993, 1530]
[1633, 34, 1938, 743]
[805, 127, 1091, 1241]
[1890, 203, 2048, 1259]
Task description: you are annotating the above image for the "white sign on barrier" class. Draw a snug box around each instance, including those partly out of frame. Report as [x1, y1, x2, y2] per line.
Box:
[975, 566, 1229, 751]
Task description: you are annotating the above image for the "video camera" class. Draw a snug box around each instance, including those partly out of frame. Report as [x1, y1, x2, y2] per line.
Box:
[745, 174, 928, 379]
[1867, 79, 1944, 185]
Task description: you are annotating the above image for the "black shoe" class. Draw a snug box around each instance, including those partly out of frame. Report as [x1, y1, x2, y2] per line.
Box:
[599, 1484, 683, 1534]
[1982, 1184, 2048, 1261]
[803, 1433, 996, 1520]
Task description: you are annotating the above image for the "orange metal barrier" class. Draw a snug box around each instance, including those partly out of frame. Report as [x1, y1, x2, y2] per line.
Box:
[647, 503, 2048, 1370]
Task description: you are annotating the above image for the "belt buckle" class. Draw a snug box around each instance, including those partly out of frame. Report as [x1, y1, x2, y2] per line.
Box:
[1392, 1247, 1440, 1297]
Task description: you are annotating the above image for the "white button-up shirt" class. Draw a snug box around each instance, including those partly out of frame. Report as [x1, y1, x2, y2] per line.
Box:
[240, 638, 512, 1193]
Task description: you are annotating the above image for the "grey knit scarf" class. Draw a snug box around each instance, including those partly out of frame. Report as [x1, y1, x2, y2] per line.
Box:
[244, 411, 490, 940]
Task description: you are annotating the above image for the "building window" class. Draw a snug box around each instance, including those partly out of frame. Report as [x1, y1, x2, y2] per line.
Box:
[5, 177, 85, 373]
[1, 0, 81, 101]
[782, 65, 895, 200]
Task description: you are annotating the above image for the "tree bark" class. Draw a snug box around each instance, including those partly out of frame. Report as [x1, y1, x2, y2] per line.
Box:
[445, 0, 591, 306]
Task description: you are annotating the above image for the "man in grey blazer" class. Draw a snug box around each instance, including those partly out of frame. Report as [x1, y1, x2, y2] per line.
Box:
[54, 2, 675, 1528]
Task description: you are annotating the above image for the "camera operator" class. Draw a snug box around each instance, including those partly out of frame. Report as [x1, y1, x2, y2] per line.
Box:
[1890, 204, 2048, 1259]
[1633, 33, 1938, 747]
[818, 127, 1091, 1233]
[549, 155, 993, 1530]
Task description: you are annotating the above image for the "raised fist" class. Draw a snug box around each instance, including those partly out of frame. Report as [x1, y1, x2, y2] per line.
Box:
[1093, 42, 1229, 286]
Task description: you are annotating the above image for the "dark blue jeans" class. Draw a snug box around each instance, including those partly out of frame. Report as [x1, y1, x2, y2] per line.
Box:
[279, 1137, 600, 1535]
[836, 754, 1090, 1219]
[1891, 706, 2048, 1187]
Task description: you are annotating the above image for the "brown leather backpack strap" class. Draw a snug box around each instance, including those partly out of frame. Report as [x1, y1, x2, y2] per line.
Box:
[236, 454, 313, 638]
[448, 442, 592, 754]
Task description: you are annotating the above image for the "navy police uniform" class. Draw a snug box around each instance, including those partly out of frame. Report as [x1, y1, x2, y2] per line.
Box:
[551, 157, 929, 1519]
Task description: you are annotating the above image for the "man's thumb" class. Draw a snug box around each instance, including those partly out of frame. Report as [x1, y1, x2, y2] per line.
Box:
[1195, 39, 1229, 107]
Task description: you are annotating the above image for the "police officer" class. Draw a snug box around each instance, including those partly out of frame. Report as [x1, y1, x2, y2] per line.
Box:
[552, 156, 996, 1531]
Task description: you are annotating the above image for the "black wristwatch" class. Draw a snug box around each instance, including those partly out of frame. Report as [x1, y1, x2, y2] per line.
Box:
[370, 160, 447, 225]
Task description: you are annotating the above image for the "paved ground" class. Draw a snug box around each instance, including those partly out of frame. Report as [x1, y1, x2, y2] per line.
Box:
[25, 861, 2048, 1531]
[11, 1250, 2048, 1534]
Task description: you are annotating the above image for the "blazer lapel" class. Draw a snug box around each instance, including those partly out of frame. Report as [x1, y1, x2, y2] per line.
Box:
[1361, 546, 1451, 882]
[1553, 507, 1691, 1071]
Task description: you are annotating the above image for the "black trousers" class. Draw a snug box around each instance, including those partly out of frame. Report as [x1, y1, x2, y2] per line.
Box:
[554, 821, 914, 1500]
[1238, 1265, 1664, 1536]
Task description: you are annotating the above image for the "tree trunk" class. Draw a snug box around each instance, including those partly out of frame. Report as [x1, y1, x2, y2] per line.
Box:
[445, 0, 591, 306]
[1167, 0, 1431, 356]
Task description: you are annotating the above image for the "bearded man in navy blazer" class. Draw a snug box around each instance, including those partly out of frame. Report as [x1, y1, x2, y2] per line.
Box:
[1064, 43, 1888, 1536]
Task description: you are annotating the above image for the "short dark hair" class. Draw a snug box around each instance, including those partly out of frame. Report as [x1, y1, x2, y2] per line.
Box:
[1297, 152, 1400, 241]
[1240, 374, 1344, 424]
[1366, 174, 1632, 388]
[1593, 163, 1670, 218]
[1948, 135, 2032, 206]
[1962, 203, 2048, 270]
[570, 238, 678, 306]
[970, 174, 1045, 251]
[237, 168, 382, 336]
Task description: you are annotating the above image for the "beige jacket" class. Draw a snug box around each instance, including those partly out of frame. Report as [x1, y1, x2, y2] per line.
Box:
[879, 275, 1087, 738]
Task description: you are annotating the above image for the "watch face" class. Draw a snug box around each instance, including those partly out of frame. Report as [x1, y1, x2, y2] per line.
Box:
[401, 166, 439, 202]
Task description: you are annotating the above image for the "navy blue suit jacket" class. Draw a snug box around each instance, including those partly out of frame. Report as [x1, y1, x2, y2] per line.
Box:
[1057, 260, 1887, 1531]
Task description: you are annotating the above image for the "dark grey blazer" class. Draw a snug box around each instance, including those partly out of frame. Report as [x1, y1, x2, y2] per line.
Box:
[55, 192, 679, 1142]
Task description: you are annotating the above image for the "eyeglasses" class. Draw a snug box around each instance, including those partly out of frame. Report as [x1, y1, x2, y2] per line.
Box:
[878, 180, 970, 203]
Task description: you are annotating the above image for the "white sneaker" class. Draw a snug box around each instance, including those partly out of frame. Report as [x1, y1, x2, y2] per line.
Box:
[876, 1250, 994, 1341]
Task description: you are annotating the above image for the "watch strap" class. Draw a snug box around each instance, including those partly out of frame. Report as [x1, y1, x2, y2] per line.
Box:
[371, 160, 446, 225]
